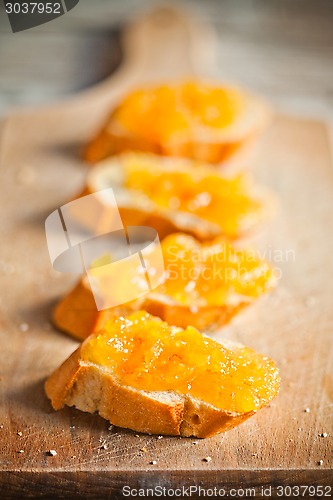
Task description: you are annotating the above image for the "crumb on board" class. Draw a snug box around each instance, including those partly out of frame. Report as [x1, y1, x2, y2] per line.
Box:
[101, 444, 108, 450]
[202, 456, 212, 463]
[320, 432, 328, 438]
[318, 460, 324, 466]
[0, 425, 3, 429]
[140, 447, 148, 453]
[17, 431, 22, 437]
[150, 460, 157, 465]
[157, 435, 163, 440]
[47, 450, 57, 457]
[135, 434, 140, 438]
[304, 408, 310, 413]
[18, 450, 24, 454]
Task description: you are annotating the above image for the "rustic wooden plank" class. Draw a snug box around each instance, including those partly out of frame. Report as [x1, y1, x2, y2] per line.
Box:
[1, 470, 332, 498]
[0, 6, 332, 497]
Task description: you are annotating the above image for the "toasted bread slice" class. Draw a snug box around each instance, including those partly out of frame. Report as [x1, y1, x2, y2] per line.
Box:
[81, 153, 274, 241]
[53, 233, 277, 340]
[52, 277, 249, 341]
[45, 312, 280, 437]
[84, 81, 271, 165]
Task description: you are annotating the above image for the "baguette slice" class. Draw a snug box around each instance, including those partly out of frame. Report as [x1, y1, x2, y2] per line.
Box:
[80, 152, 274, 241]
[45, 312, 280, 438]
[52, 277, 248, 341]
[84, 81, 271, 165]
[52, 233, 277, 340]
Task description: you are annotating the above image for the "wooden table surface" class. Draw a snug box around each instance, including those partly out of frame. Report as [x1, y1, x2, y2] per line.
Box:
[0, 3, 333, 498]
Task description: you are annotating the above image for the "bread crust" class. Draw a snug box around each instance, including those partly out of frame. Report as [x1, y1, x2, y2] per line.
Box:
[140, 296, 249, 333]
[52, 279, 138, 341]
[45, 344, 255, 438]
[52, 279, 250, 341]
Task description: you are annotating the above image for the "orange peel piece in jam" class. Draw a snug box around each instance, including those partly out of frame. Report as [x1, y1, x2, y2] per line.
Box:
[81, 312, 279, 414]
[85, 153, 273, 240]
[84, 81, 271, 164]
[52, 233, 277, 340]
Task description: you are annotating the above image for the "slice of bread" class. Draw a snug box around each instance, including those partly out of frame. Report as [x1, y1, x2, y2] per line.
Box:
[45, 348, 255, 437]
[52, 276, 250, 341]
[84, 81, 271, 165]
[52, 233, 277, 341]
[81, 153, 274, 241]
[45, 312, 280, 438]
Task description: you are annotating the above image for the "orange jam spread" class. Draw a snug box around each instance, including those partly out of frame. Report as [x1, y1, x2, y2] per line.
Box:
[123, 156, 263, 239]
[89, 234, 276, 309]
[81, 311, 280, 413]
[153, 234, 276, 306]
[113, 82, 245, 143]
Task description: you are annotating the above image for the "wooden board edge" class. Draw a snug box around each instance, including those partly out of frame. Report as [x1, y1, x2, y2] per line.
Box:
[0, 469, 331, 498]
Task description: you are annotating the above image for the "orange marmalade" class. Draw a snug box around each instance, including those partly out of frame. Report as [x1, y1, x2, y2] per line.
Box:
[154, 234, 276, 306]
[113, 82, 245, 144]
[89, 233, 277, 309]
[123, 157, 264, 239]
[81, 311, 280, 413]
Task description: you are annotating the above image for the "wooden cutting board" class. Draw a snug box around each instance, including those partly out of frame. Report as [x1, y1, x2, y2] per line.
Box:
[0, 7, 332, 497]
